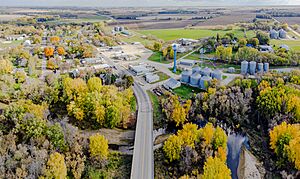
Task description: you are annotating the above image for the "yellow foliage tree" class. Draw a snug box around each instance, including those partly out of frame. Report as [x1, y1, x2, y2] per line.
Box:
[177, 123, 199, 148]
[202, 156, 231, 179]
[163, 135, 183, 162]
[44, 152, 67, 179]
[50, 36, 60, 44]
[199, 123, 215, 146]
[89, 133, 109, 160]
[57, 46, 66, 56]
[0, 59, 13, 74]
[87, 77, 102, 92]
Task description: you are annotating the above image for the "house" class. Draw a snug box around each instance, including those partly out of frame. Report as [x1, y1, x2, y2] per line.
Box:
[145, 73, 160, 83]
[179, 38, 199, 46]
[163, 78, 181, 90]
[80, 58, 103, 66]
[259, 45, 274, 53]
[279, 44, 289, 51]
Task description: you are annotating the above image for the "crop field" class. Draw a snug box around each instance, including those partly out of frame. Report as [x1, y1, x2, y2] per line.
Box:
[137, 28, 256, 41]
[271, 40, 300, 51]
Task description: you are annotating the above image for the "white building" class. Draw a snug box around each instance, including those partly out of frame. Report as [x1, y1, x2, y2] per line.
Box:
[129, 65, 151, 76]
[145, 73, 160, 83]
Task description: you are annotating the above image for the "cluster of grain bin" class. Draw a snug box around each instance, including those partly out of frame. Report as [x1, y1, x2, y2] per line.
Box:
[241, 60, 269, 75]
[180, 67, 222, 90]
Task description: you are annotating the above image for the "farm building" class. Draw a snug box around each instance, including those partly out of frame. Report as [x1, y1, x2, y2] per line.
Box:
[279, 44, 289, 51]
[81, 58, 103, 65]
[129, 64, 152, 76]
[227, 67, 236, 73]
[199, 76, 212, 90]
[23, 40, 31, 47]
[279, 29, 287, 39]
[179, 38, 199, 46]
[190, 73, 201, 87]
[259, 45, 274, 53]
[163, 78, 181, 90]
[211, 69, 223, 80]
[200, 67, 212, 76]
[179, 59, 196, 66]
[270, 29, 279, 39]
[145, 73, 159, 83]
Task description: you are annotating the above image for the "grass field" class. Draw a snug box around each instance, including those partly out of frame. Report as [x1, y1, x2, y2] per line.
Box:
[270, 39, 300, 51]
[152, 72, 170, 84]
[137, 28, 255, 41]
[147, 91, 164, 129]
[148, 51, 171, 64]
[173, 84, 204, 100]
[0, 40, 23, 48]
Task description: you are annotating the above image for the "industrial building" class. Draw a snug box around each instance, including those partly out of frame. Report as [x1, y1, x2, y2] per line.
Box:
[163, 78, 181, 90]
[241, 60, 269, 75]
[145, 73, 160, 83]
[129, 64, 153, 76]
[179, 59, 196, 66]
[180, 67, 223, 90]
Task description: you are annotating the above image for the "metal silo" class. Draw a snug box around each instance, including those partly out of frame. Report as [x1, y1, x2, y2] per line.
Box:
[199, 76, 212, 90]
[257, 63, 264, 73]
[264, 63, 269, 72]
[181, 70, 193, 83]
[201, 67, 212, 76]
[249, 61, 257, 75]
[192, 66, 201, 74]
[241, 61, 249, 75]
[190, 73, 201, 87]
[211, 69, 223, 80]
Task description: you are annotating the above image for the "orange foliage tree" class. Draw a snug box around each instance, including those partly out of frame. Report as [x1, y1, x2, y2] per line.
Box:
[44, 47, 54, 58]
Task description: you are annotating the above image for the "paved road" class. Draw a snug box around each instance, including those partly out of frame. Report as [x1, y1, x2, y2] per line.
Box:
[99, 49, 154, 179]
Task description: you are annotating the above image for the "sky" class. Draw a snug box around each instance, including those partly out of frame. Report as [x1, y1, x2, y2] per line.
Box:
[1, 0, 300, 7]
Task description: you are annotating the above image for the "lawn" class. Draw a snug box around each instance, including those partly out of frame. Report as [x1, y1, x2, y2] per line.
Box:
[147, 91, 165, 129]
[151, 72, 170, 84]
[168, 68, 182, 75]
[173, 84, 204, 100]
[148, 51, 171, 64]
[137, 28, 256, 41]
[0, 40, 23, 48]
[270, 39, 300, 51]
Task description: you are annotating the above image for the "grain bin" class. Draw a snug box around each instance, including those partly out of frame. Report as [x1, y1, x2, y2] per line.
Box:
[181, 70, 192, 83]
[279, 29, 287, 39]
[190, 73, 202, 87]
[264, 63, 269, 72]
[192, 66, 201, 74]
[227, 67, 235, 73]
[241, 60, 249, 75]
[249, 61, 257, 75]
[211, 69, 223, 80]
[199, 76, 212, 90]
[201, 67, 212, 76]
[257, 63, 264, 73]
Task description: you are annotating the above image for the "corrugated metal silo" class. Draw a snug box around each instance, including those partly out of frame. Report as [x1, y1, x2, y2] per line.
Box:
[181, 70, 193, 83]
[192, 66, 201, 74]
[264, 63, 269, 72]
[257, 63, 264, 73]
[249, 61, 257, 75]
[201, 67, 212, 76]
[190, 73, 201, 86]
[241, 60, 249, 75]
[211, 69, 223, 80]
[199, 76, 212, 90]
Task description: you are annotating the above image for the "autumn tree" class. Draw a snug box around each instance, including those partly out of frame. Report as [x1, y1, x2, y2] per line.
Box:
[153, 42, 162, 51]
[44, 47, 54, 58]
[163, 134, 183, 162]
[216, 46, 232, 63]
[44, 152, 67, 179]
[0, 58, 13, 74]
[177, 123, 199, 148]
[270, 122, 300, 170]
[256, 31, 270, 45]
[89, 133, 109, 160]
[87, 77, 102, 92]
[238, 38, 247, 47]
[201, 157, 231, 179]
[50, 36, 60, 44]
[57, 46, 66, 56]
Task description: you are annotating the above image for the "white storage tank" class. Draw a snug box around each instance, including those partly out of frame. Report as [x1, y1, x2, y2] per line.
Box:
[249, 61, 257, 75]
[279, 29, 287, 39]
[211, 69, 223, 80]
[264, 63, 269, 72]
[190, 73, 201, 87]
[241, 60, 249, 75]
[199, 76, 212, 90]
[201, 67, 212, 76]
[192, 66, 201, 74]
[257, 63, 264, 73]
[181, 70, 193, 83]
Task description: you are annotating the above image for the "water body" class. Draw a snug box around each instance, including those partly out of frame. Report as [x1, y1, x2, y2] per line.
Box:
[227, 133, 249, 179]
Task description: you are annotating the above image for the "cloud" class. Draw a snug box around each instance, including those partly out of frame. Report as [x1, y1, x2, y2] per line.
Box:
[1, 0, 300, 7]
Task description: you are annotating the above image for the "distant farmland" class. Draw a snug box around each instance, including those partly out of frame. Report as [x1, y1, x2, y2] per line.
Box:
[137, 28, 256, 41]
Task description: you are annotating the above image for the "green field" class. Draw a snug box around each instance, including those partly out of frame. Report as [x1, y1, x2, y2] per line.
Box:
[152, 72, 170, 84]
[147, 91, 164, 129]
[137, 28, 256, 41]
[0, 40, 23, 48]
[270, 40, 300, 51]
[148, 51, 171, 64]
[173, 84, 204, 100]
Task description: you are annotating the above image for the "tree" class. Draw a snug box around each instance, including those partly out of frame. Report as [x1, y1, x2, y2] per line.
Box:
[163, 135, 183, 162]
[57, 46, 66, 56]
[212, 127, 227, 150]
[87, 77, 102, 92]
[89, 133, 109, 160]
[46, 123, 67, 151]
[202, 157, 231, 179]
[238, 38, 247, 47]
[235, 47, 259, 62]
[50, 36, 60, 44]
[216, 46, 232, 63]
[153, 42, 162, 51]
[44, 47, 54, 58]
[248, 38, 259, 47]
[65, 141, 86, 179]
[44, 152, 67, 179]
[270, 122, 300, 170]
[169, 49, 175, 59]
[32, 35, 42, 44]
[0, 59, 13, 74]
[256, 31, 270, 45]
[177, 123, 199, 148]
